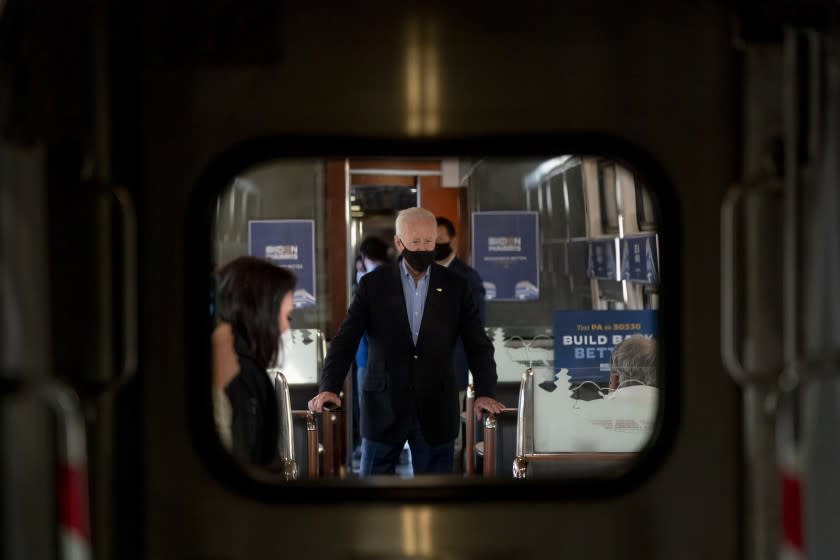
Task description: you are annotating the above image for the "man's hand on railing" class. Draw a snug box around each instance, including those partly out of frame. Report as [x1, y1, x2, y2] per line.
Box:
[308, 391, 341, 413]
[474, 396, 504, 419]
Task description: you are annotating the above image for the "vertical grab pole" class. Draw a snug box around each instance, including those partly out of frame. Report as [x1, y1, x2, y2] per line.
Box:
[271, 371, 298, 481]
[110, 187, 138, 390]
[514, 368, 533, 478]
[482, 414, 497, 477]
[321, 408, 335, 478]
[305, 412, 318, 480]
[720, 185, 749, 382]
[724, 40, 790, 558]
[40, 381, 92, 560]
[464, 385, 475, 475]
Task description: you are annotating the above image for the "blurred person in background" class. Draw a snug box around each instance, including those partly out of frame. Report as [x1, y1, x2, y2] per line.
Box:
[435, 216, 486, 472]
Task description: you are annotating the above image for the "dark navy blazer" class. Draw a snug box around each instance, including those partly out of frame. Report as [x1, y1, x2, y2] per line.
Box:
[448, 256, 487, 390]
[320, 259, 497, 445]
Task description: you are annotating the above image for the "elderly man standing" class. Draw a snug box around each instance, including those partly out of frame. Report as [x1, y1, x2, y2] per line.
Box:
[309, 207, 503, 475]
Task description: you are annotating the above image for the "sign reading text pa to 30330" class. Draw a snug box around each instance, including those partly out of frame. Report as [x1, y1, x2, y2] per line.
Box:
[553, 310, 657, 383]
[471, 211, 539, 301]
[248, 219, 316, 308]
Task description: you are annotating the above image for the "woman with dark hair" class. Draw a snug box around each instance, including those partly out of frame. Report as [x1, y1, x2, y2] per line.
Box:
[213, 256, 296, 466]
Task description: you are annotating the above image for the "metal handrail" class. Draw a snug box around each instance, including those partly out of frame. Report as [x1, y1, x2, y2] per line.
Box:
[319, 403, 346, 479]
[2, 377, 92, 559]
[465, 384, 475, 475]
[515, 368, 533, 459]
[482, 408, 518, 478]
[720, 183, 749, 382]
[291, 410, 318, 479]
[268, 370, 298, 481]
[111, 187, 138, 391]
[720, 180, 783, 384]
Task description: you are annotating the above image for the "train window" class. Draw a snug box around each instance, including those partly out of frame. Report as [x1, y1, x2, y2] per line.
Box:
[564, 165, 587, 238]
[199, 149, 672, 492]
[635, 177, 658, 231]
[597, 160, 620, 234]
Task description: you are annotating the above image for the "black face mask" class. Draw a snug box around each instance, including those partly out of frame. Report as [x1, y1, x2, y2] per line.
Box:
[434, 243, 453, 261]
[400, 240, 435, 272]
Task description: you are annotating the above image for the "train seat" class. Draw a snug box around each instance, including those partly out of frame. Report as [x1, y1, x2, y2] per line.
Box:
[513, 369, 656, 478]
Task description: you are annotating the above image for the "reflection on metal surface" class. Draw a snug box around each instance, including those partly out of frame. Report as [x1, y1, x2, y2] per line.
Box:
[400, 506, 432, 557]
[292, 410, 318, 479]
[270, 370, 298, 481]
[516, 368, 533, 459]
[513, 455, 528, 479]
[404, 17, 440, 135]
[350, 168, 442, 176]
[465, 384, 476, 475]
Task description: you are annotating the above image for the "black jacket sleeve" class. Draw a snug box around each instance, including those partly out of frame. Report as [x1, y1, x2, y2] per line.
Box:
[319, 272, 371, 394]
[456, 274, 497, 399]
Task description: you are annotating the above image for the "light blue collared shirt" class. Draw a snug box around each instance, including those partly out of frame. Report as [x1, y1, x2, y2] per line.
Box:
[400, 258, 430, 346]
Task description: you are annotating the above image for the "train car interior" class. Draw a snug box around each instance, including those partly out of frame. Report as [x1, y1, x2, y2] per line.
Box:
[2, 1, 840, 559]
[207, 155, 663, 480]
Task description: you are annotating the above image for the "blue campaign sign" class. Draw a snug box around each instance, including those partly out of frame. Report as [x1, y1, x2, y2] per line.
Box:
[587, 238, 618, 280]
[620, 233, 659, 284]
[248, 220, 316, 308]
[553, 310, 657, 383]
[472, 211, 539, 301]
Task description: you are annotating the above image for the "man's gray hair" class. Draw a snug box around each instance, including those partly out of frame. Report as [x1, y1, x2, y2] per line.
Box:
[395, 207, 436, 237]
[609, 335, 657, 387]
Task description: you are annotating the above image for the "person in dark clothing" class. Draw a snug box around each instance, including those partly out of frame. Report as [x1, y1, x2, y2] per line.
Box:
[352, 236, 390, 455]
[434, 216, 487, 389]
[434, 216, 487, 471]
[308, 208, 503, 476]
[214, 256, 296, 466]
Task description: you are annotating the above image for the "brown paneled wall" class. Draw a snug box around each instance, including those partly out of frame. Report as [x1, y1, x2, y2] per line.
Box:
[325, 159, 347, 338]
